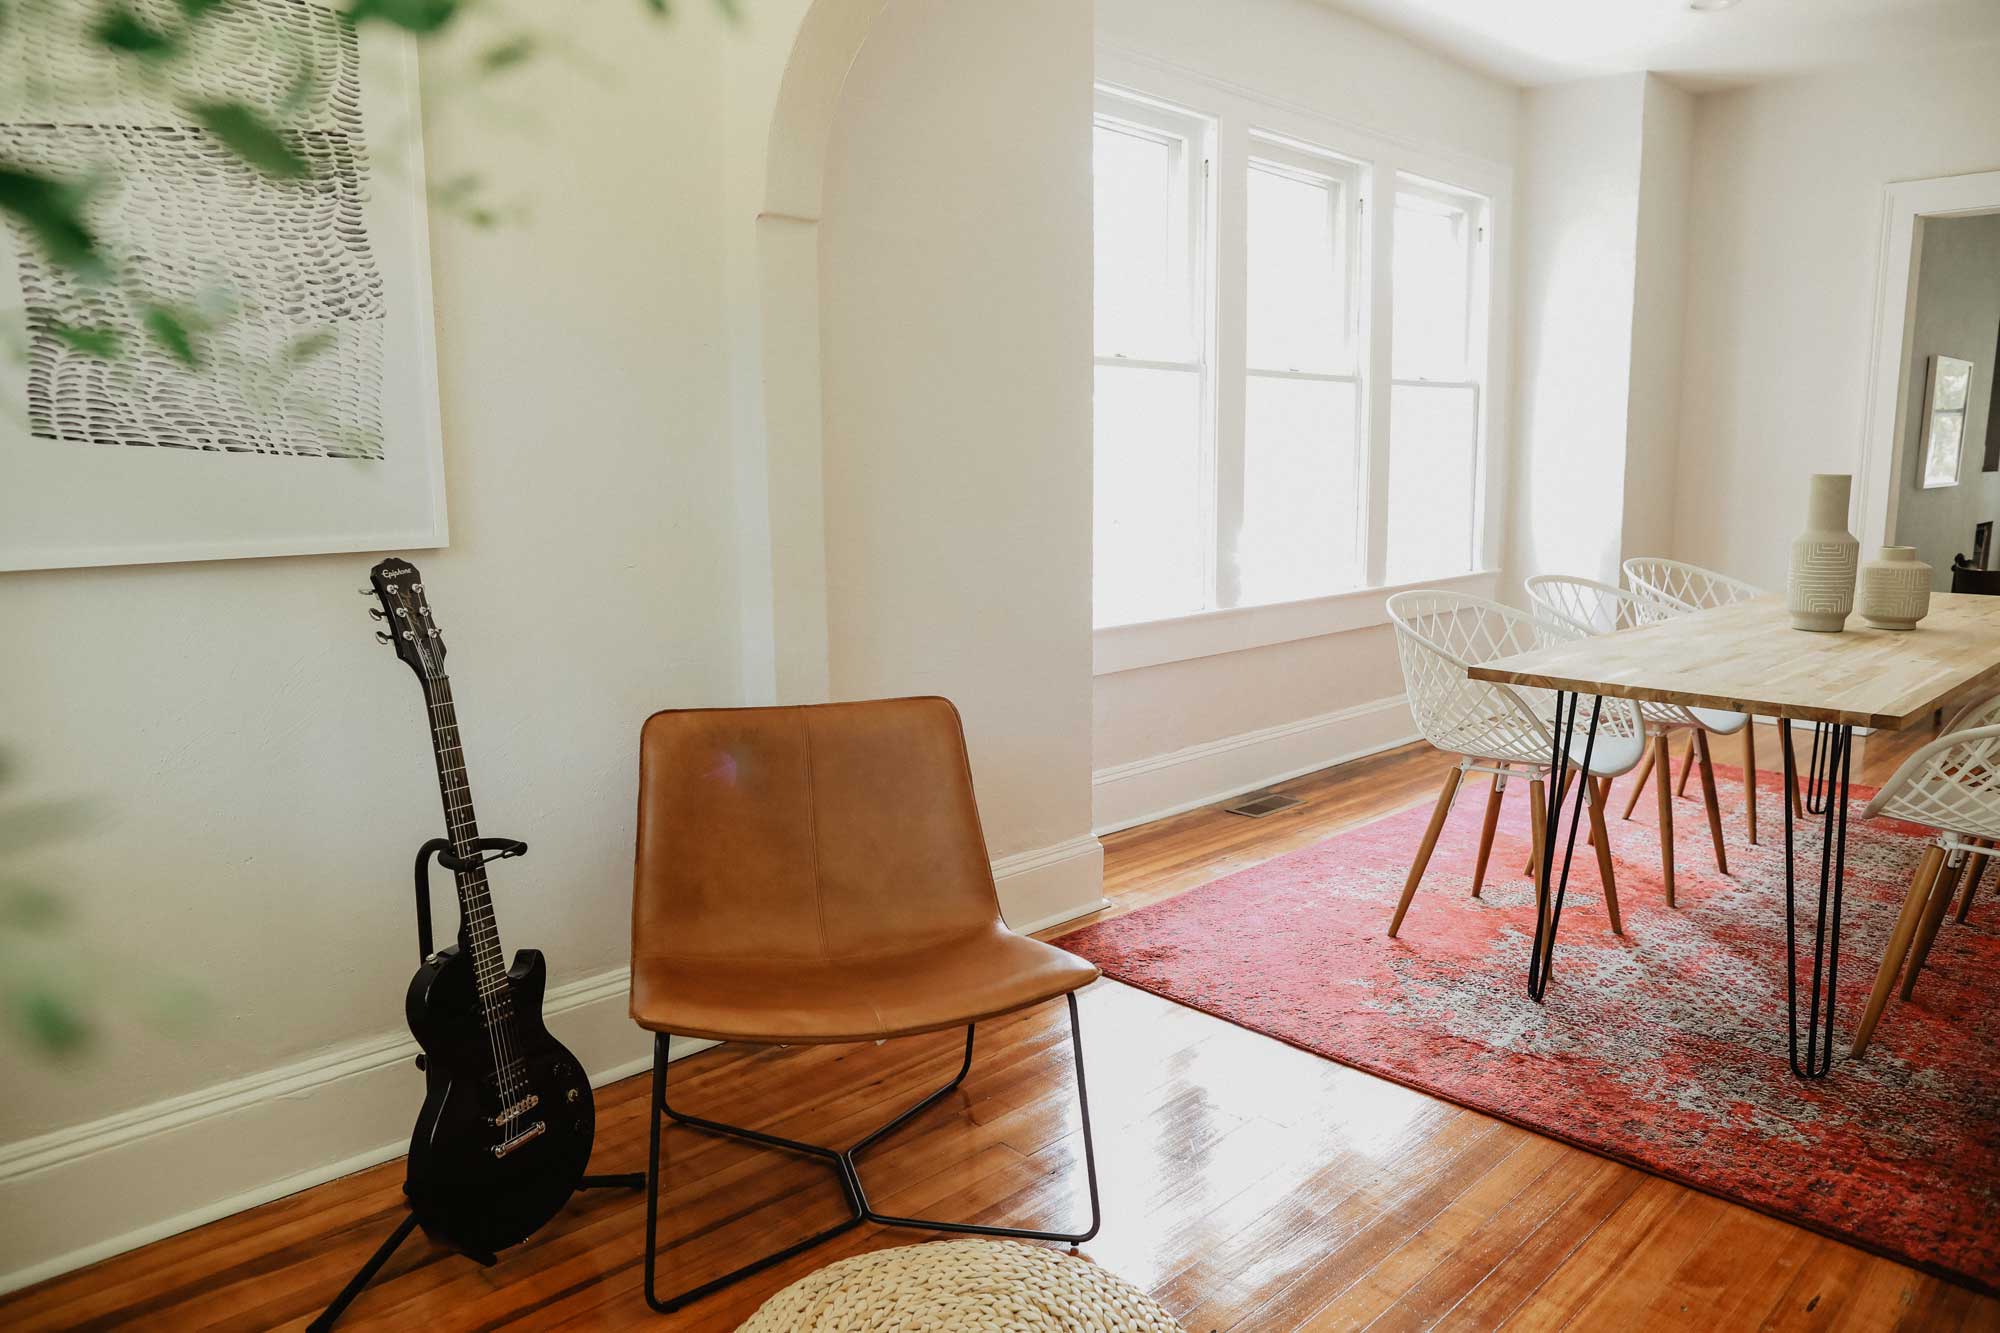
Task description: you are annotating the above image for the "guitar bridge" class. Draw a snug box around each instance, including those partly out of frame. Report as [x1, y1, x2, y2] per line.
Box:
[492, 1121, 546, 1159]
[488, 1093, 540, 1125]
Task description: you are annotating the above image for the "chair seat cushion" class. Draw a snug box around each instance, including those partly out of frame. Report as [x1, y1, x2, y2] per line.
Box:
[630, 924, 1100, 1044]
[1690, 706, 1749, 733]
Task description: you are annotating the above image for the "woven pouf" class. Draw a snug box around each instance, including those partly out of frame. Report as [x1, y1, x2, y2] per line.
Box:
[737, 1240, 1184, 1332]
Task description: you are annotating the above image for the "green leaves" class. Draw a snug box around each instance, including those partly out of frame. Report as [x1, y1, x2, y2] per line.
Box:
[141, 304, 201, 368]
[0, 169, 106, 280]
[187, 101, 309, 179]
[478, 35, 537, 72]
[9, 987, 92, 1058]
[344, 0, 459, 34]
[95, 6, 180, 58]
[47, 324, 123, 358]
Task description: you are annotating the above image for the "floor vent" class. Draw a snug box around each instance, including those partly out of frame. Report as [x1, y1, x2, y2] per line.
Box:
[1223, 791, 1303, 818]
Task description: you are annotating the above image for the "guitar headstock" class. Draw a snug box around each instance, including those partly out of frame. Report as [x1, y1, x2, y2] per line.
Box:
[367, 558, 446, 680]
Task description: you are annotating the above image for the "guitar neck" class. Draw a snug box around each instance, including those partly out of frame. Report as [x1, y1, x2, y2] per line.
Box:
[419, 675, 509, 991]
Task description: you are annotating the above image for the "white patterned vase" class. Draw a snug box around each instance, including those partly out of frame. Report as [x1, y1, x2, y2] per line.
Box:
[1858, 545, 1932, 630]
[1787, 473, 1859, 632]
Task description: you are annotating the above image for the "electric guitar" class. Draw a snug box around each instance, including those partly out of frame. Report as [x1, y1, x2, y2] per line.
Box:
[367, 557, 594, 1259]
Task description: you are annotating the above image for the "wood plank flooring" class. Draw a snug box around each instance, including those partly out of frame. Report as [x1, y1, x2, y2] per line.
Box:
[4, 723, 1994, 1330]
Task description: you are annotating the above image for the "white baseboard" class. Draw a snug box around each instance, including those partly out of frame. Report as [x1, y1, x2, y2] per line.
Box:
[0, 840, 1104, 1296]
[1092, 694, 1417, 835]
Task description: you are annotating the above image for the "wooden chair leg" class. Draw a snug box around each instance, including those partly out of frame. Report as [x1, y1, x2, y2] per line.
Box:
[1742, 723, 1758, 846]
[1851, 845, 1947, 1056]
[1470, 772, 1505, 899]
[1676, 733, 1697, 797]
[1621, 742, 1657, 820]
[1902, 855, 1967, 1001]
[1528, 775, 1548, 892]
[1526, 769, 1572, 878]
[1693, 731, 1727, 875]
[1389, 766, 1462, 937]
[1957, 847, 1987, 923]
[1585, 775, 1622, 935]
[1779, 720, 1805, 819]
[1652, 733, 1677, 908]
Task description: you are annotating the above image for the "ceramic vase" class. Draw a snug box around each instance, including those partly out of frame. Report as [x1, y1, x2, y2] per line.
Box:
[1858, 545, 1932, 630]
[1787, 473, 1859, 632]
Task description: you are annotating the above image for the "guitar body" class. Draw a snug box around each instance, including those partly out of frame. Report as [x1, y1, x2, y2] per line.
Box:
[404, 945, 595, 1257]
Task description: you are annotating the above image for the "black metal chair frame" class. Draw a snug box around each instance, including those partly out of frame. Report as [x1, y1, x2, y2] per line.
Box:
[640, 991, 1101, 1313]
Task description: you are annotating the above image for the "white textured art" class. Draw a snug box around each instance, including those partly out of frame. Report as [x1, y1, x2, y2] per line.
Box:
[0, 1, 385, 459]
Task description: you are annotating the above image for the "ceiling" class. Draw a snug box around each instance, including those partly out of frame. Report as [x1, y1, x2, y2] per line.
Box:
[1316, 0, 2000, 89]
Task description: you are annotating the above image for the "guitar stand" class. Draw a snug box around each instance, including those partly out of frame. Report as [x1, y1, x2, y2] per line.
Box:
[308, 837, 644, 1332]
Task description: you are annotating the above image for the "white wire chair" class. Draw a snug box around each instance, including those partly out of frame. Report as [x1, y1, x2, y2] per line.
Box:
[1622, 557, 1764, 613]
[1526, 575, 1737, 888]
[1386, 590, 1644, 938]
[1621, 556, 1797, 839]
[1849, 693, 2000, 1055]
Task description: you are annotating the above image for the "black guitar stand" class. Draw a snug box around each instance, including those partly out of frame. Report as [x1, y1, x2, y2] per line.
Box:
[308, 837, 644, 1331]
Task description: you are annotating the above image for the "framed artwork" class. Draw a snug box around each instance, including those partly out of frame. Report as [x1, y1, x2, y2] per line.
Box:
[1918, 354, 1974, 490]
[0, 4, 445, 572]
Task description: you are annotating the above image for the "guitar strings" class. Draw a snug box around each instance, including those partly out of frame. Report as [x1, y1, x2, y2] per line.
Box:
[418, 613, 530, 1123]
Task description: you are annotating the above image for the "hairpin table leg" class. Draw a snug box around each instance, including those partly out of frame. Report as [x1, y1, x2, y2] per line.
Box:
[1781, 718, 1850, 1078]
[1528, 690, 1601, 1002]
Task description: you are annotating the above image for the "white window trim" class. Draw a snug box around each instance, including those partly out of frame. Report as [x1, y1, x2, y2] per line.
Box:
[1092, 47, 1514, 668]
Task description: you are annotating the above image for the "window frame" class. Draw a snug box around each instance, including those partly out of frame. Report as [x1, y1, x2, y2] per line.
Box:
[1091, 54, 1510, 666]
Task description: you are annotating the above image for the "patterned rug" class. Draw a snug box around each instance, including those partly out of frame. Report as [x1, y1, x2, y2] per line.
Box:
[1057, 763, 2000, 1292]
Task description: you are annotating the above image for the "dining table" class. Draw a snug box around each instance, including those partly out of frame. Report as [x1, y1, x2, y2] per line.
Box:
[1470, 590, 2000, 1078]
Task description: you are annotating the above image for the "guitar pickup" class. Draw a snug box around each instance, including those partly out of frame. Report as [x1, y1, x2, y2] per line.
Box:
[491, 1121, 546, 1159]
[488, 1093, 540, 1125]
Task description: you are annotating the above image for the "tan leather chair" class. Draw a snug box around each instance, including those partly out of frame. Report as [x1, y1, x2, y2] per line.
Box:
[629, 697, 1102, 1312]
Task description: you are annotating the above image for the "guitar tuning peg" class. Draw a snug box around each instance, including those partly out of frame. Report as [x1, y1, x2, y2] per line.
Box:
[358, 587, 373, 595]
[375, 630, 393, 644]
[369, 608, 386, 620]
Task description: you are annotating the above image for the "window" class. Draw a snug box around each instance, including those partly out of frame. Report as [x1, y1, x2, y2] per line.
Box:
[1092, 91, 1213, 628]
[1387, 176, 1486, 585]
[1091, 80, 1494, 632]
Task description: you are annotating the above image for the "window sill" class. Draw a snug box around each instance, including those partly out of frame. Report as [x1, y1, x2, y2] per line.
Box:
[1094, 569, 1500, 676]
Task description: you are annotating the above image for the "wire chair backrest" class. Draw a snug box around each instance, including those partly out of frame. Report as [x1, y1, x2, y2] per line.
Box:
[1868, 723, 2000, 840]
[1622, 558, 1764, 614]
[1525, 574, 1673, 637]
[1387, 590, 1640, 763]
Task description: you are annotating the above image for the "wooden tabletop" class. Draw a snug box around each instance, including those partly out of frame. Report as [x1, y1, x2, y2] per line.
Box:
[1470, 593, 2000, 729]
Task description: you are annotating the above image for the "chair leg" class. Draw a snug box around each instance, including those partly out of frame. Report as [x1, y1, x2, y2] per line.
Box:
[1742, 723, 1759, 846]
[1390, 765, 1461, 936]
[1470, 771, 1505, 898]
[1901, 855, 1967, 1001]
[1851, 846, 1945, 1057]
[1585, 775, 1622, 935]
[642, 1000, 1098, 1314]
[1527, 771, 1566, 878]
[1621, 742, 1657, 820]
[1676, 733, 1697, 798]
[1956, 843, 1987, 923]
[1652, 733, 1677, 908]
[1527, 777, 1548, 896]
[1693, 731, 1728, 875]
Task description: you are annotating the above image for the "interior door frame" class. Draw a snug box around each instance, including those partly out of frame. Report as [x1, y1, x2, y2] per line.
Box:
[1856, 169, 2000, 551]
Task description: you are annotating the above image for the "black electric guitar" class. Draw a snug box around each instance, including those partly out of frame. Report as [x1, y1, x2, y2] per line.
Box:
[367, 558, 594, 1259]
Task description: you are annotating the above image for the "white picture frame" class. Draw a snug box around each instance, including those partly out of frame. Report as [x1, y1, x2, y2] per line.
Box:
[1918, 354, 1974, 490]
[0, 12, 445, 572]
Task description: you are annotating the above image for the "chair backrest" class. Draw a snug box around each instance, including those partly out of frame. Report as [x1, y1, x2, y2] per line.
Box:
[1386, 590, 1559, 761]
[632, 697, 1001, 965]
[1950, 562, 2000, 596]
[1525, 574, 1672, 637]
[1623, 557, 1764, 614]
[1867, 722, 2000, 838]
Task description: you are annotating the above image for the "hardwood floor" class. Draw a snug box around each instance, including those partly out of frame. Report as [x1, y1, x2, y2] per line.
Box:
[5, 723, 1994, 1330]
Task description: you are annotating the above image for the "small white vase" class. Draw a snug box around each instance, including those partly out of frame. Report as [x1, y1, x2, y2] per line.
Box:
[1858, 545, 1932, 630]
[1787, 473, 1859, 632]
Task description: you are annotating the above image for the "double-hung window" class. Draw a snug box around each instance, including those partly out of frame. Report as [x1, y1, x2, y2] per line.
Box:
[1091, 78, 1496, 637]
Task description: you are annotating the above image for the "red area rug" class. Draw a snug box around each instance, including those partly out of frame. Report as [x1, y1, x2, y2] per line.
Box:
[1057, 763, 2000, 1292]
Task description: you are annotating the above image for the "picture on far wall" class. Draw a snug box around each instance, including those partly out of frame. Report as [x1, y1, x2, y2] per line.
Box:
[1919, 354, 1974, 490]
[0, 2, 445, 572]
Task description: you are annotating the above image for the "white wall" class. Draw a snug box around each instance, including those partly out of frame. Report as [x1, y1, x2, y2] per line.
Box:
[1623, 76, 1695, 566]
[1892, 212, 2000, 585]
[1091, 0, 1519, 827]
[1676, 46, 2000, 586]
[1506, 75, 1646, 592]
[818, 0, 1099, 900]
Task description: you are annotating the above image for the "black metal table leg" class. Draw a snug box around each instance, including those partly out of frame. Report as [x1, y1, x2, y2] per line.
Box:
[1781, 719, 1852, 1078]
[1528, 690, 1602, 1001]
